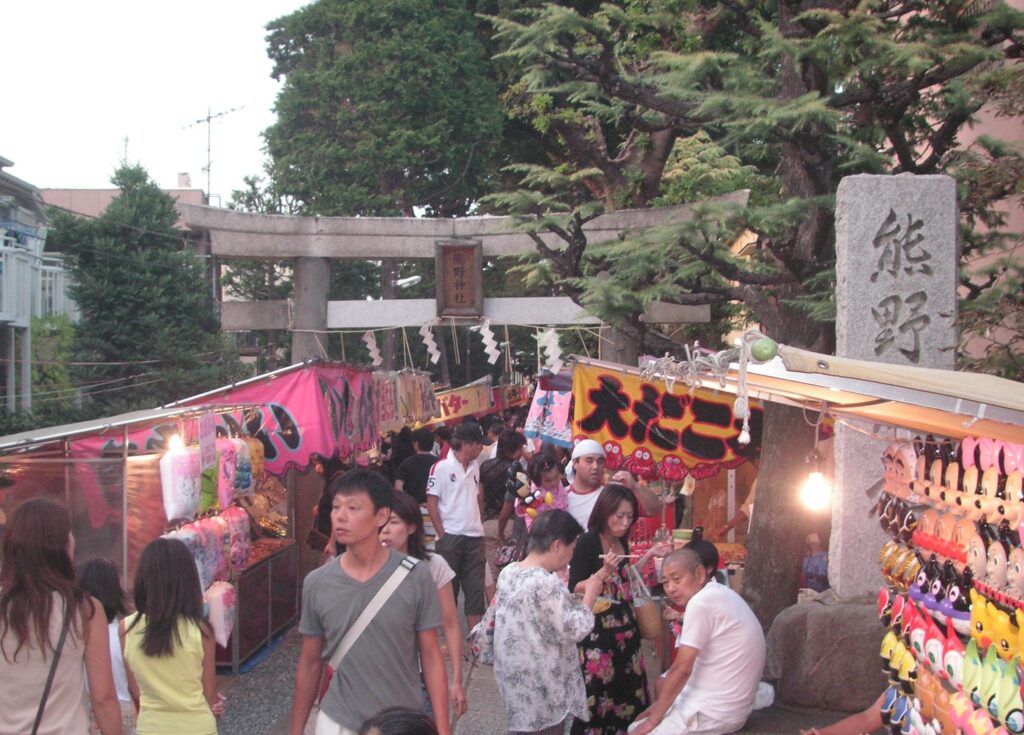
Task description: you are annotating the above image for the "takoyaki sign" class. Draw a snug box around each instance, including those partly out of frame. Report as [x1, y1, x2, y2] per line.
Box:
[572, 364, 762, 481]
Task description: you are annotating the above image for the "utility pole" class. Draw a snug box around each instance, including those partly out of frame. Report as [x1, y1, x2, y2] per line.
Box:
[186, 106, 242, 201]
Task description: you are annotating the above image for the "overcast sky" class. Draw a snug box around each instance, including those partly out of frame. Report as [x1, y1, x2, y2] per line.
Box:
[4, 0, 310, 205]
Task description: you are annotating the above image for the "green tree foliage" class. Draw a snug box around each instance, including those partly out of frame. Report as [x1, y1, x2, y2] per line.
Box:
[264, 0, 505, 217]
[485, 0, 1024, 356]
[484, 0, 1024, 627]
[52, 164, 246, 414]
[31, 314, 75, 414]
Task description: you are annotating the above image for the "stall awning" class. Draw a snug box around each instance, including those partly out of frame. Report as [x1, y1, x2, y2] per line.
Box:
[0, 404, 257, 454]
[574, 347, 1024, 443]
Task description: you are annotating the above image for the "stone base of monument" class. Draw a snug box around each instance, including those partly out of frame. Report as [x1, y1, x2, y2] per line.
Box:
[764, 594, 888, 712]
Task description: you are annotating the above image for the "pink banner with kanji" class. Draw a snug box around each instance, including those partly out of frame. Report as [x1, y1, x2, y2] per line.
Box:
[70, 364, 377, 476]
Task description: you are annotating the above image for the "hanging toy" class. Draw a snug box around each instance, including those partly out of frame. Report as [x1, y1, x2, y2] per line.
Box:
[513, 471, 554, 519]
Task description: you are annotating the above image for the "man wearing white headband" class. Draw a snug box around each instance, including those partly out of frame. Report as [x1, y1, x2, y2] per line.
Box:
[567, 440, 665, 529]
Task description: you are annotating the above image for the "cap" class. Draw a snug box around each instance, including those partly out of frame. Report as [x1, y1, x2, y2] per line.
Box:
[454, 422, 485, 444]
[571, 438, 605, 461]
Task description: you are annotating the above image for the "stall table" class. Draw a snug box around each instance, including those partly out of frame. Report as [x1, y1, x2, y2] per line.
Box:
[216, 538, 298, 674]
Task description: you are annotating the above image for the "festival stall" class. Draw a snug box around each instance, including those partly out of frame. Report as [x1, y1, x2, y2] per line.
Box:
[570, 334, 1024, 728]
[565, 359, 763, 578]
[0, 361, 438, 673]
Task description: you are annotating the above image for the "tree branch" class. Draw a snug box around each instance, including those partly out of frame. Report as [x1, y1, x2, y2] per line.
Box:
[673, 230, 798, 286]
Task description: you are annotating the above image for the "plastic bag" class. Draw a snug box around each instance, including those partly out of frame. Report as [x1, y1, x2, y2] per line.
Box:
[467, 598, 496, 666]
[626, 560, 653, 604]
[204, 581, 237, 648]
[159, 448, 201, 522]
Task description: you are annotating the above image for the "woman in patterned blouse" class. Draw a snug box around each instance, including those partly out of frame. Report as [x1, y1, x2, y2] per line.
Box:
[493, 510, 615, 735]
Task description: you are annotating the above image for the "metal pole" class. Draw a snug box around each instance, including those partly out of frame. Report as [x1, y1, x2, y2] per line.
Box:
[122, 426, 129, 582]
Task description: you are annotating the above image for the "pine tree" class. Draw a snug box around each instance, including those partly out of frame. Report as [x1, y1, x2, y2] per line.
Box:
[54, 164, 245, 414]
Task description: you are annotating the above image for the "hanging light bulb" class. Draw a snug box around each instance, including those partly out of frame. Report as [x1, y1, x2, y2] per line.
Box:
[799, 469, 832, 512]
[797, 403, 831, 512]
[167, 434, 185, 452]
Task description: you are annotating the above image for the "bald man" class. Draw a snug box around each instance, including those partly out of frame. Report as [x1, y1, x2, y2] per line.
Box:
[629, 548, 765, 735]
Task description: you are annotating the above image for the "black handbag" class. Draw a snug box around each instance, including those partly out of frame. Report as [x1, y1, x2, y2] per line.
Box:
[33, 608, 72, 735]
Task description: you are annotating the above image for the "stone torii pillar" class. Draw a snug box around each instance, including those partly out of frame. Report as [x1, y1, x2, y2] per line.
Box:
[292, 257, 330, 362]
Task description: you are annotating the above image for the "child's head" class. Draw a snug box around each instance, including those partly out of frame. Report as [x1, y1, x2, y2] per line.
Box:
[76, 558, 128, 623]
[359, 706, 439, 735]
[529, 453, 562, 491]
[682, 538, 720, 577]
[131, 537, 205, 656]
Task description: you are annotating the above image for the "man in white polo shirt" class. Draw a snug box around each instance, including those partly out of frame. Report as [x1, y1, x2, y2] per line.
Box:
[427, 422, 486, 629]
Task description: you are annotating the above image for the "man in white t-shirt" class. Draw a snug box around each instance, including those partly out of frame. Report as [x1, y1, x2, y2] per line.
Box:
[567, 440, 664, 529]
[566, 439, 607, 528]
[427, 422, 486, 629]
[630, 548, 766, 735]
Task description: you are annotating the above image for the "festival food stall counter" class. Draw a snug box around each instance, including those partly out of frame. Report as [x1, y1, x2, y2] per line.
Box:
[216, 537, 297, 674]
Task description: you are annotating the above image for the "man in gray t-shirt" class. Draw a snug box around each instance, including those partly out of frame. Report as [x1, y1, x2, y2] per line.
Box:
[288, 470, 448, 735]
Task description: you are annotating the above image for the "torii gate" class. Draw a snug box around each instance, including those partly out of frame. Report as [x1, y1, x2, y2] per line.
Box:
[179, 190, 748, 365]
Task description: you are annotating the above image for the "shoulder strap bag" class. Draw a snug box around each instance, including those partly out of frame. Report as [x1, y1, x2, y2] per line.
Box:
[32, 607, 73, 735]
[319, 555, 420, 703]
[328, 555, 419, 670]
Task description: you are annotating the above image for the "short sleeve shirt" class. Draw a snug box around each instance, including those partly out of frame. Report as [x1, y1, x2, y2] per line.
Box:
[427, 552, 456, 590]
[675, 581, 766, 731]
[396, 453, 437, 504]
[299, 551, 442, 732]
[426, 454, 484, 536]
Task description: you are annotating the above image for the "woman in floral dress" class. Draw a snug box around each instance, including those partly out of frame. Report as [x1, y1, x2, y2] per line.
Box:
[494, 510, 612, 735]
[568, 484, 669, 735]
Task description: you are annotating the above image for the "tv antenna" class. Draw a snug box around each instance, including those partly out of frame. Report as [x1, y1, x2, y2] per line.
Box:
[186, 105, 243, 201]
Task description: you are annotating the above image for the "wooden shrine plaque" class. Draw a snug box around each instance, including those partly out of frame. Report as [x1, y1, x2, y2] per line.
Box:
[435, 240, 483, 318]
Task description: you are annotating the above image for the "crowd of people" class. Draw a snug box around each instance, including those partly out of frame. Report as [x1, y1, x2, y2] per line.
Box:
[301, 413, 769, 735]
[2, 409, 772, 735]
[0, 498, 225, 735]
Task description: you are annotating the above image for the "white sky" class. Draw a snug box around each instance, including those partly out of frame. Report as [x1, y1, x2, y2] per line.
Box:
[4, 0, 311, 205]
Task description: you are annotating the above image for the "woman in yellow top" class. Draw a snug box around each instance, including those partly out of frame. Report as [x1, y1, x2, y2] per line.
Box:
[120, 538, 222, 734]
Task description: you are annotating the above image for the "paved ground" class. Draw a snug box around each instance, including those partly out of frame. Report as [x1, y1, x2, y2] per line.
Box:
[215, 626, 849, 735]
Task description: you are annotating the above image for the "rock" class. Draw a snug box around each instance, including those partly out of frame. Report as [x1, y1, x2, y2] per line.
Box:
[764, 598, 888, 712]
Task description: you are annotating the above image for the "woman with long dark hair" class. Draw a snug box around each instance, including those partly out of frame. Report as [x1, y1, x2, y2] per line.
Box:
[568, 485, 668, 735]
[120, 538, 220, 734]
[380, 491, 468, 718]
[0, 497, 122, 734]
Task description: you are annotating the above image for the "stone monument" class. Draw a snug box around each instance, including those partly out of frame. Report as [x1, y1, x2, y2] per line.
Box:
[832, 173, 959, 596]
[767, 174, 958, 713]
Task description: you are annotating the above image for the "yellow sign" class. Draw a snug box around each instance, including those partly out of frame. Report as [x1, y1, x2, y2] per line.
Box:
[572, 363, 761, 481]
[416, 383, 493, 427]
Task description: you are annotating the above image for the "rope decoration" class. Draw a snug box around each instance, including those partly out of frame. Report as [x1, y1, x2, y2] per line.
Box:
[361, 330, 383, 367]
[639, 329, 779, 446]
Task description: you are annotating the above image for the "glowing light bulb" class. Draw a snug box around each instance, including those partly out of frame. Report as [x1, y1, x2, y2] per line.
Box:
[167, 434, 185, 452]
[799, 471, 832, 513]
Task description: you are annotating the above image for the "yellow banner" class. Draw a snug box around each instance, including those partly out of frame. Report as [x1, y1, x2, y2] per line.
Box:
[572, 363, 761, 481]
[417, 383, 493, 427]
